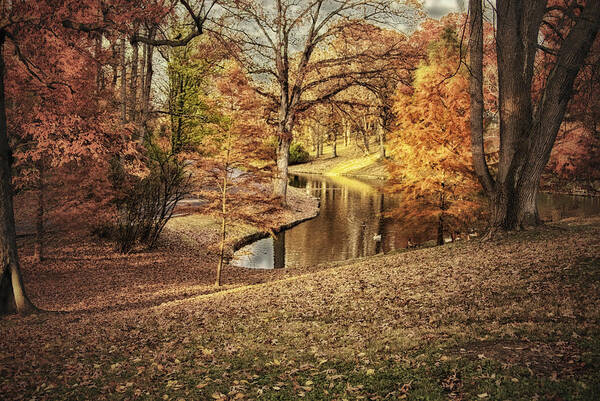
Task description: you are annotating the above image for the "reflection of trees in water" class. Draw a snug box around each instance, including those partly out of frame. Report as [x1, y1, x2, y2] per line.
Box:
[235, 176, 600, 269]
[289, 174, 439, 265]
[263, 175, 600, 269]
[537, 193, 600, 222]
[273, 231, 285, 268]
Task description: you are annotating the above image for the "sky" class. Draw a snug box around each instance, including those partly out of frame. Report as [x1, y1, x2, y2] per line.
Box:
[423, 0, 464, 18]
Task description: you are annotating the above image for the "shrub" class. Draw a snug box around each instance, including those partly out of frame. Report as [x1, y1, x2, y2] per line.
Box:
[289, 142, 310, 165]
[109, 146, 191, 253]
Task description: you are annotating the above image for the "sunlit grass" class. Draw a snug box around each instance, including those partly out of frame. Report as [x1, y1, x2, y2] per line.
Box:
[325, 153, 380, 176]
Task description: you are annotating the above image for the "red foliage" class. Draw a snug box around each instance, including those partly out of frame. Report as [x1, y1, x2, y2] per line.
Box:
[548, 122, 600, 180]
[4, 1, 171, 230]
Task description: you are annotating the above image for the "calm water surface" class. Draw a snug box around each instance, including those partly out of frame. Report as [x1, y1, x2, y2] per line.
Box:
[232, 174, 600, 269]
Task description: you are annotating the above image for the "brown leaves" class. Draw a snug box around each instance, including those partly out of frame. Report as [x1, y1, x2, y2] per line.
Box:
[1, 216, 599, 399]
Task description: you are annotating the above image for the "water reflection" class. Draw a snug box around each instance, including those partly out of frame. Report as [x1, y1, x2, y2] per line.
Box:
[232, 174, 600, 269]
[233, 232, 286, 269]
[538, 192, 600, 222]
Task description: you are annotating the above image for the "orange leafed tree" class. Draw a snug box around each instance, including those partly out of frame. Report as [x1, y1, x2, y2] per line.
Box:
[197, 65, 280, 286]
[387, 28, 485, 245]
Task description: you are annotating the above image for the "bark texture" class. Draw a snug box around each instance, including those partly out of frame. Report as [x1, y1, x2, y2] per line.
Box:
[0, 33, 36, 314]
[469, 0, 600, 232]
[468, 0, 493, 194]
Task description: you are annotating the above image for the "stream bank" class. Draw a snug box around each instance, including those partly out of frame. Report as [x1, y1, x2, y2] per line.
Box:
[166, 185, 320, 263]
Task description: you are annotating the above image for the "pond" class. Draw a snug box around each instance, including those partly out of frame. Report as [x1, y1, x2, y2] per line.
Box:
[232, 174, 600, 269]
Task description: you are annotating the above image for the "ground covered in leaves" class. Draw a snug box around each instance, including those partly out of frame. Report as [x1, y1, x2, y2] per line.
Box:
[1, 216, 599, 400]
[10, 186, 319, 313]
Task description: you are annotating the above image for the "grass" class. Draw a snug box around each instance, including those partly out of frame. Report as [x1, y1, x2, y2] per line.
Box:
[1, 217, 599, 400]
[325, 153, 381, 177]
[290, 141, 388, 179]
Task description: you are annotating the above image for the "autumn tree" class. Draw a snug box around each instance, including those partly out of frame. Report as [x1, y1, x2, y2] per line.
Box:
[197, 66, 279, 286]
[335, 24, 419, 159]
[468, 0, 600, 231]
[165, 35, 223, 154]
[209, 0, 421, 203]
[0, 0, 218, 314]
[539, 6, 600, 184]
[387, 28, 484, 245]
[1, 1, 131, 314]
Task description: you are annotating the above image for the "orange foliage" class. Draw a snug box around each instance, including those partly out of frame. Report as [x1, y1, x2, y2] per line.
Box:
[387, 27, 485, 239]
[196, 65, 281, 236]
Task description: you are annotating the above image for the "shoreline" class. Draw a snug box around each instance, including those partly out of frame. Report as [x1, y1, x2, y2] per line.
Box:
[230, 187, 321, 254]
[168, 185, 321, 261]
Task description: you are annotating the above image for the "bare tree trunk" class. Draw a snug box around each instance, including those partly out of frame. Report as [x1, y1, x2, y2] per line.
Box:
[120, 37, 127, 123]
[486, 1, 545, 231]
[274, 135, 291, 202]
[140, 27, 156, 137]
[129, 29, 139, 122]
[362, 117, 370, 154]
[0, 33, 35, 314]
[378, 123, 385, 159]
[331, 131, 337, 157]
[479, 0, 600, 232]
[33, 160, 44, 263]
[437, 215, 444, 246]
[468, 0, 494, 195]
[515, 1, 600, 228]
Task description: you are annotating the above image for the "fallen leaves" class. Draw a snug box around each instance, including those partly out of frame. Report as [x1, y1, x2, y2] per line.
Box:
[1, 217, 599, 400]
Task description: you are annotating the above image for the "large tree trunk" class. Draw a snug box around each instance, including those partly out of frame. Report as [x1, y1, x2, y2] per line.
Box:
[274, 135, 291, 202]
[514, 1, 600, 228]
[471, 0, 600, 233]
[274, 96, 294, 202]
[491, 1, 545, 231]
[0, 33, 36, 314]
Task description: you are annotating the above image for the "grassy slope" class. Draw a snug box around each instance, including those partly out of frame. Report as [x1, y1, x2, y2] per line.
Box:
[289, 142, 388, 179]
[1, 217, 600, 400]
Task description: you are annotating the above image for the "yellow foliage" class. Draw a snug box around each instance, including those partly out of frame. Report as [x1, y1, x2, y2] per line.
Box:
[387, 30, 485, 237]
